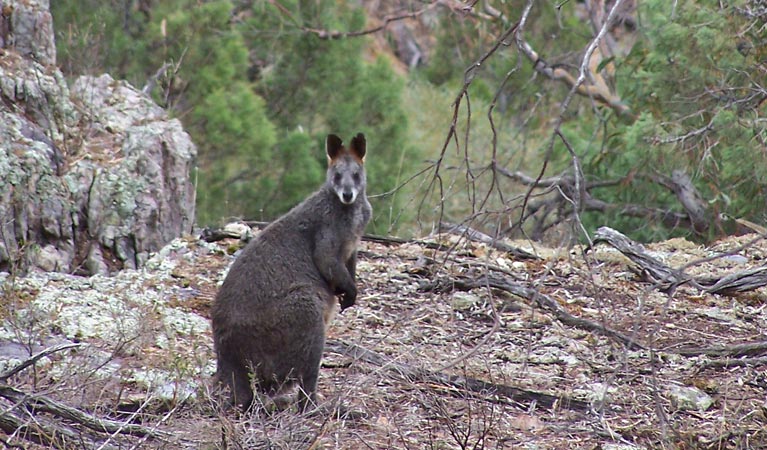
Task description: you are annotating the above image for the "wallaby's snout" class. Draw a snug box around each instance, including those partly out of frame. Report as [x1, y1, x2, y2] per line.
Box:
[327, 133, 366, 206]
[332, 166, 361, 205]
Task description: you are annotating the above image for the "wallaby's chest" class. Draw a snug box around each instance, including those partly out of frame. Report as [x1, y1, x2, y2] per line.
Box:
[352, 201, 372, 234]
[337, 199, 371, 261]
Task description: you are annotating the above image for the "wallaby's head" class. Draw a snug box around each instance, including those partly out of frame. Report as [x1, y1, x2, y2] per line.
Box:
[326, 133, 366, 206]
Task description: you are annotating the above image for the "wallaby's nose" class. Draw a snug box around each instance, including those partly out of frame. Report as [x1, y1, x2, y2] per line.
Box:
[342, 191, 354, 203]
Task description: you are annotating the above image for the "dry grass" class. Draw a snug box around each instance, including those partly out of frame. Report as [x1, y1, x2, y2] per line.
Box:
[2, 230, 767, 449]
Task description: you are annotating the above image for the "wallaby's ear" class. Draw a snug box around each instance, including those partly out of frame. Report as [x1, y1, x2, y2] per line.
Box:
[326, 134, 343, 160]
[350, 133, 366, 161]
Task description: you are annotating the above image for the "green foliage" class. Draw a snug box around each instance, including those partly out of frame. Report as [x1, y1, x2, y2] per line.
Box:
[264, 131, 325, 217]
[596, 0, 767, 239]
[245, 1, 415, 233]
[53, 0, 416, 231]
[195, 83, 277, 223]
[52, 1, 150, 78]
[51, 0, 766, 241]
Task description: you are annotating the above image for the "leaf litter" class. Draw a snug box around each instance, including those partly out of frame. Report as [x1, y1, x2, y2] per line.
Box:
[1, 226, 766, 449]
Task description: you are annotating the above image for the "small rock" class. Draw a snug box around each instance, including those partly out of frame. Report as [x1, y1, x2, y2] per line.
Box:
[668, 385, 714, 411]
[223, 222, 254, 241]
[32, 244, 70, 272]
[451, 291, 481, 311]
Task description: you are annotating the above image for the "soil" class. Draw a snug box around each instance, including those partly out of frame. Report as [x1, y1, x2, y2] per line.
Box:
[2, 228, 766, 449]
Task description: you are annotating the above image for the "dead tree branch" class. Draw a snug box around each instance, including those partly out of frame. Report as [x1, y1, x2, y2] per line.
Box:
[700, 356, 767, 369]
[496, 165, 700, 238]
[419, 274, 644, 350]
[697, 266, 767, 294]
[649, 170, 709, 234]
[0, 343, 83, 382]
[591, 226, 767, 295]
[0, 406, 88, 450]
[0, 384, 173, 442]
[671, 341, 767, 358]
[516, 39, 633, 119]
[438, 221, 538, 259]
[513, 0, 635, 120]
[325, 339, 590, 412]
[269, 0, 442, 40]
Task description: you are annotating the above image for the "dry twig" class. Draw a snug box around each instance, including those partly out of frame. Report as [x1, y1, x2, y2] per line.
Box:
[0, 343, 83, 382]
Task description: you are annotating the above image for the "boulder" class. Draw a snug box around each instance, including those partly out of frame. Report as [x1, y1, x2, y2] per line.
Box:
[0, 0, 196, 274]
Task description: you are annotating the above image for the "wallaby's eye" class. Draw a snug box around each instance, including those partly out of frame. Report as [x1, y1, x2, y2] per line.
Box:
[352, 172, 361, 183]
[334, 173, 342, 183]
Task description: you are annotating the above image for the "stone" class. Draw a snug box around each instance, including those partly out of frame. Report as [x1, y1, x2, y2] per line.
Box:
[668, 385, 714, 412]
[1, 0, 57, 66]
[0, 1, 196, 275]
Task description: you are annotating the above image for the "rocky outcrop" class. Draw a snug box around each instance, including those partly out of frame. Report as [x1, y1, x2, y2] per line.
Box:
[0, 0, 196, 274]
[0, 0, 56, 66]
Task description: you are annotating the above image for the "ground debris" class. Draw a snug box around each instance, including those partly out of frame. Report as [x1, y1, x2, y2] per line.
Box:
[1, 226, 766, 448]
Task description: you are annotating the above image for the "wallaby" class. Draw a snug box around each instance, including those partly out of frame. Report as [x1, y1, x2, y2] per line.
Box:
[211, 133, 372, 412]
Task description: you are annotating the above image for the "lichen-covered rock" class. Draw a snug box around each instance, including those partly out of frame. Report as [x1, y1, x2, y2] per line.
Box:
[0, 236, 218, 404]
[0, 0, 57, 66]
[668, 384, 714, 412]
[0, 1, 196, 274]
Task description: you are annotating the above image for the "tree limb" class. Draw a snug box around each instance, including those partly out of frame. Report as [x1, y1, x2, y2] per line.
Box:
[648, 170, 709, 234]
[325, 339, 590, 412]
[514, 0, 635, 120]
[419, 273, 645, 350]
[0, 343, 83, 382]
[515, 38, 634, 119]
[438, 221, 538, 259]
[269, 0, 442, 40]
[701, 356, 767, 369]
[0, 384, 172, 441]
[495, 166, 698, 236]
[671, 341, 767, 358]
[0, 406, 89, 450]
[591, 226, 767, 295]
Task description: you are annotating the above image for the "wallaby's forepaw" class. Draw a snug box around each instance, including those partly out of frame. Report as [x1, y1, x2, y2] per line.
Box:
[340, 287, 357, 310]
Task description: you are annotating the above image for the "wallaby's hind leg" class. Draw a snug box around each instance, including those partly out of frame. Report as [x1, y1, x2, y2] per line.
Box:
[278, 285, 331, 413]
[215, 350, 254, 412]
[296, 343, 322, 412]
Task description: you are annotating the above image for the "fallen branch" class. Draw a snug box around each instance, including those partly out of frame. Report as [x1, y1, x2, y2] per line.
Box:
[0, 384, 172, 441]
[701, 356, 767, 369]
[199, 227, 245, 243]
[670, 341, 767, 358]
[697, 266, 767, 295]
[210, 220, 532, 258]
[438, 221, 538, 260]
[591, 226, 685, 289]
[0, 406, 88, 449]
[419, 274, 644, 350]
[591, 226, 767, 295]
[0, 342, 83, 382]
[325, 340, 590, 413]
[363, 233, 451, 252]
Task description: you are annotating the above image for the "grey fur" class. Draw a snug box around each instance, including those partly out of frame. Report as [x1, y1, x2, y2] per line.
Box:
[211, 133, 372, 411]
